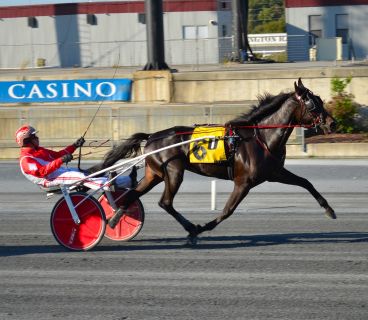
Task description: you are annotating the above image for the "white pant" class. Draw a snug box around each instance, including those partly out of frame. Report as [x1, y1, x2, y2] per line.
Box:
[43, 168, 132, 190]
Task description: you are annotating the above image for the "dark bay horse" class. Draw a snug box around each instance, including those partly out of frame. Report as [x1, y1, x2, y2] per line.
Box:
[89, 79, 337, 243]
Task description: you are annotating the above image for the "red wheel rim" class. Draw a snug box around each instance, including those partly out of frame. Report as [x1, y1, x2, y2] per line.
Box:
[51, 194, 105, 250]
[99, 191, 144, 241]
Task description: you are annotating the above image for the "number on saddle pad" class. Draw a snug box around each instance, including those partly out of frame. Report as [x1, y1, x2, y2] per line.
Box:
[189, 126, 227, 163]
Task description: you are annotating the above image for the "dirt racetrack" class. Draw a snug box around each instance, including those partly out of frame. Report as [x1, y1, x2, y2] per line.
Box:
[0, 160, 367, 320]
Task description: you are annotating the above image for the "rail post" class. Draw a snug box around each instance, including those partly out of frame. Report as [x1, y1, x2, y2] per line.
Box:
[301, 127, 307, 153]
[211, 180, 217, 210]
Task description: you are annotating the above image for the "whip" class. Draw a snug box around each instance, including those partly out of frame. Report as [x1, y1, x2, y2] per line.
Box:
[77, 53, 121, 170]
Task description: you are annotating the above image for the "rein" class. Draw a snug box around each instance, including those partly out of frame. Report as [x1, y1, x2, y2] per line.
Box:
[229, 123, 315, 129]
[176, 93, 321, 137]
[174, 96, 321, 161]
[175, 123, 314, 136]
[79, 139, 111, 157]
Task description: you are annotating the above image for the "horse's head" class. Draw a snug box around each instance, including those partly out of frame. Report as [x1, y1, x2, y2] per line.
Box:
[294, 78, 336, 134]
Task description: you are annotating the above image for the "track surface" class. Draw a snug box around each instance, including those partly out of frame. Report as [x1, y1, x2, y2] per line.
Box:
[0, 160, 367, 320]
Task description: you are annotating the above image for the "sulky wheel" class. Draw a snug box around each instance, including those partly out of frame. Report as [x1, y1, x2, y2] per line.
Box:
[50, 192, 106, 251]
[98, 190, 145, 241]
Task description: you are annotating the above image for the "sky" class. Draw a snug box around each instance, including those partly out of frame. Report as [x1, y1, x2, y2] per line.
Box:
[0, 0, 127, 6]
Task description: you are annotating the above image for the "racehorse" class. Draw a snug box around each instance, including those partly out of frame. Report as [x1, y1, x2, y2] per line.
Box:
[89, 78, 337, 243]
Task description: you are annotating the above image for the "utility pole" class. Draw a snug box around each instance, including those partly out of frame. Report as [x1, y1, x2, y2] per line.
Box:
[232, 0, 253, 62]
[143, 0, 169, 70]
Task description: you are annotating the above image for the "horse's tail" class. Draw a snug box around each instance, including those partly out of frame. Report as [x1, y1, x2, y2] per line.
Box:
[88, 132, 150, 173]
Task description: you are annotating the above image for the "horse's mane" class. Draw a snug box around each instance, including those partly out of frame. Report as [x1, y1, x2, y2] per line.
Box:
[230, 92, 293, 124]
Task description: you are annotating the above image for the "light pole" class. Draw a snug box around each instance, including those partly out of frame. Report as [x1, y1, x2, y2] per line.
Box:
[143, 0, 169, 70]
[232, 0, 253, 62]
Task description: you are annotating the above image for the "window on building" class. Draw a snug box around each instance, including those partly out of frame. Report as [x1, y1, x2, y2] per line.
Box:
[222, 25, 228, 37]
[138, 13, 146, 24]
[220, 1, 231, 10]
[309, 15, 322, 46]
[183, 26, 208, 39]
[336, 14, 349, 44]
[86, 14, 97, 26]
[197, 26, 209, 38]
[28, 17, 38, 28]
[183, 26, 196, 39]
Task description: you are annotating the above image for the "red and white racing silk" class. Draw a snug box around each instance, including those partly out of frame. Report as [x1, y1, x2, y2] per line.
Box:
[19, 146, 131, 190]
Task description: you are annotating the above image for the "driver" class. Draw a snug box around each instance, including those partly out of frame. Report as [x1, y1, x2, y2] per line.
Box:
[15, 125, 137, 191]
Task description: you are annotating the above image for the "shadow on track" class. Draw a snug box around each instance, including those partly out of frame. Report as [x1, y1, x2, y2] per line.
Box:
[99, 231, 368, 251]
[0, 245, 66, 257]
[1, 232, 367, 256]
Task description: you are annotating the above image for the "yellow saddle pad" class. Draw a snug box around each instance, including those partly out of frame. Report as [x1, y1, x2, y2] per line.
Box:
[189, 126, 227, 163]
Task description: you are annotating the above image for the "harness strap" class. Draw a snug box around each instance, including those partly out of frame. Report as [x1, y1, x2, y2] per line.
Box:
[253, 129, 285, 163]
[225, 128, 239, 181]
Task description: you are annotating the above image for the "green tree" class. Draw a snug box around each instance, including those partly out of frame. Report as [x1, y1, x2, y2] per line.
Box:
[249, 0, 285, 34]
[326, 77, 358, 133]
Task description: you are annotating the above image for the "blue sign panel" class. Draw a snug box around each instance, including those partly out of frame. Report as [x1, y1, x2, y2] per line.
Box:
[0, 78, 132, 103]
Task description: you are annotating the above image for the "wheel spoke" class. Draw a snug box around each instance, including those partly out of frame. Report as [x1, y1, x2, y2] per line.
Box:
[51, 192, 105, 251]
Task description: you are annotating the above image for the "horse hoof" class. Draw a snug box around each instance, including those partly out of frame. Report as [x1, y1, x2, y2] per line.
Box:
[325, 207, 337, 219]
[186, 235, 198, 246]
[108, 208, 124, 228]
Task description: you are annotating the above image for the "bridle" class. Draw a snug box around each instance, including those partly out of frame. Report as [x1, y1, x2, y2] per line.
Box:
[295, 89, 324, 128]
[250, 90, 324, 158]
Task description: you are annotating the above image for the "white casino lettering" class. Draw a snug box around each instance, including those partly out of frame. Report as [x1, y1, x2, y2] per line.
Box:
[7, 81, 117, 100]
[8, 84, 26, 99]
[61, 83, 69, 98]
[74, 82, 92, 97]
[46, 83, 58, 98]
[28, 84, 44, 98]
[96, 82, 116, 97]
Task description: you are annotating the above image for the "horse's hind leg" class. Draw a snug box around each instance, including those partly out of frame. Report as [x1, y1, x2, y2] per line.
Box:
[158, 162, 198, 237]
[108, 166, 162, 228]
[270, 167, 336, 219]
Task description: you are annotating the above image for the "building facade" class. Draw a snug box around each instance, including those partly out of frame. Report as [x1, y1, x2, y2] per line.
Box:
[0, 0, 232, 68]
[2, 0, 367, 68]
[286, 0, 368, 61]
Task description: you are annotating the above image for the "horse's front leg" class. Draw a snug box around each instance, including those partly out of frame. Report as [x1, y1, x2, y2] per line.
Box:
[195, 183, 251, 237]
[269, 167, 336, 219]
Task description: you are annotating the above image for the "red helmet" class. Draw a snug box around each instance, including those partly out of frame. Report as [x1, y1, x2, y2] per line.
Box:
[15, 125, 38, 147]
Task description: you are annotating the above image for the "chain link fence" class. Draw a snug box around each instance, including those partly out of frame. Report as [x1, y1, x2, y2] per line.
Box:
[0, 34, 309, 69]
